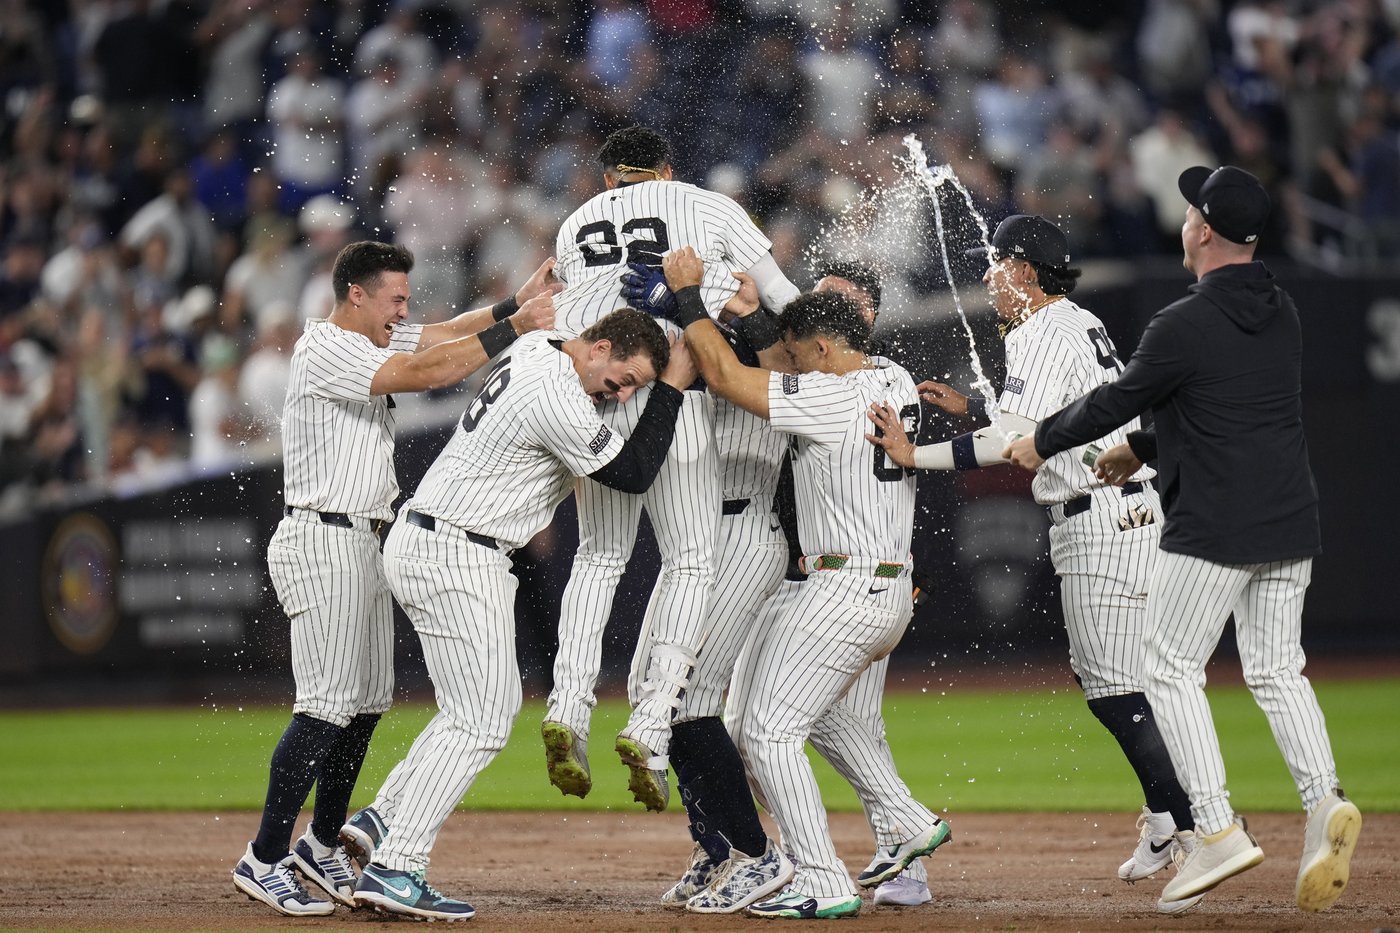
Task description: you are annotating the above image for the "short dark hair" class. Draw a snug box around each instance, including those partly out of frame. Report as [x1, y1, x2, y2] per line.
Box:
[778, 292, 871, 353]
[597, 126, 672, 173]
[815, 259, 882, 311]
[1025, 259, 1082, 296]
[331, 241, 414, 302]
[579, 307, 671, 374]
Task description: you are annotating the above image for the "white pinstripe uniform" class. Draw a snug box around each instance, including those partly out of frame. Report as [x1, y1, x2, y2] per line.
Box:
[728, 362, 941, 899]
[268, 318, 423, 728]
[548, 180, 776, 755]
[367, 332, 632, 873]
[1003, 300, 1160, 701]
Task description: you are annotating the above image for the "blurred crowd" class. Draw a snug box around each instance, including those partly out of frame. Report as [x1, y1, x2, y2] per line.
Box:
[2, 0, 1399, 512]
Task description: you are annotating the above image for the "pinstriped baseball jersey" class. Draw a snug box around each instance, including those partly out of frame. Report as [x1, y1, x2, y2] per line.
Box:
[768, 362, 919, 561]
[552, 181, 773, 338]
[716, 396, 786, 501]
[999, 299, 1153, 505]
[281, 319, 423, 520]
[403, 332, 627, 549]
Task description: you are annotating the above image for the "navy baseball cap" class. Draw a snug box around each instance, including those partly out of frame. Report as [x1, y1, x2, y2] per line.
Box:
[1177, 165, 1271, 244]
[967, 215, 1071, 268]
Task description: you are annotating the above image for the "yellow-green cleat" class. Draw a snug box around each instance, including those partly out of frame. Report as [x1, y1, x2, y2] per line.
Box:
[541, 721, 591, 798]
[615, 735, 669, 811]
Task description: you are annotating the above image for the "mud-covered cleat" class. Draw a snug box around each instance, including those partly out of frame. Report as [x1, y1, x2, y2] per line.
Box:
[1296, 789, 1362, 912]
[615, 735, 669, 811]
[338, 806, 387, 870]
[542, 721, 592, 798]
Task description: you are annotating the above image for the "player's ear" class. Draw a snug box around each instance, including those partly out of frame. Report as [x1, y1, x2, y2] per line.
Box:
[660, 164, 674, 181]
[591, 339, 612, 360]
[603, 170, 618, 190]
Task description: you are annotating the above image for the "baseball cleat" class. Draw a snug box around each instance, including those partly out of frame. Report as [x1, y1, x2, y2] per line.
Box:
[232, 842, 336, 917]
[615, 735, 669, 811]
[856, 819, 952, 888]
[687, 839, 794, 913]
[1295, 789, 1361, 912]
[1158, 817, 1263, 909]
[339, 806, 387, 870]
[1156, 830, 1205, 914]
[353, 863, 475, 921]
[747, 888, 861, 920]
[541, 721, 591, 798]
[872, 873, 932, 907]
[661, 843, 721, 908]
[291, 832, 359, 907]
[1119, 807, 1179, 881]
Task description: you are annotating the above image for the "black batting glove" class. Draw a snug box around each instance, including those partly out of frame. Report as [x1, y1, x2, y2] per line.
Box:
[620, 261, 679, 322]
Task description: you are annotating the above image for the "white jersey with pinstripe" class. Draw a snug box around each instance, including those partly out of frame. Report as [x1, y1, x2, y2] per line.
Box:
[729, 360, 941, 899]
[547, 179, 771, 756]
[268, 318, 422, 728]
[552, 180, 773, 338]
[367, 330, 631, 873]
[1001, 297, 1161, 700]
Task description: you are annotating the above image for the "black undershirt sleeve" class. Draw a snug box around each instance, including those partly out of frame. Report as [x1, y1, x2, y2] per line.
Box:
[587, 383, 684, 493]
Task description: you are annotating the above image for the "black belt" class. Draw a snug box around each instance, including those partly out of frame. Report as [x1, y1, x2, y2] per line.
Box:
[285, 505, 353, 528]
[722, 498, 750, 515]
[405, 510, 500, 550]
[1060, 482, 1144, 519]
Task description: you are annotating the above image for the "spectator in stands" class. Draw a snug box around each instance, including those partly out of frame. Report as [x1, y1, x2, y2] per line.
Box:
[345, 50, 425, 207]
[220, 217, 307, 340]
[975, 52, 1059, 175]
[188, 333, 255, 471]
[238, 302, 297, 457]
[266, 45, 344, 214]
[120, 167, 218, 288]
[1131, 105, 1220, 247]
[801, 6, 882, 142]
[294, 195, 356, 323]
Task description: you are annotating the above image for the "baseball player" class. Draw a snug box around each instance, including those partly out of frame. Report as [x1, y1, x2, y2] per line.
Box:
[231, 241, 557, 918]
[623, 260, 938, 912]
[1005, 167, 1360, 914]
[868, 215, 1200, 907]
[542, 126, 799, 809]
[344, 309, 696, 921]
[654, 247, 948, 920]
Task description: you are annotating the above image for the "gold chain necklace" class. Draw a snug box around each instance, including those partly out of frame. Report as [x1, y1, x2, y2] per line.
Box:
[998, 294, 1062, 338]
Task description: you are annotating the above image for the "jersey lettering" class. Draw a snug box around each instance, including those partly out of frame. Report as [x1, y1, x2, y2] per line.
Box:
[460, 357, 512, 432]
[1087, 327, 1124, 374]
[872, 403, 920, 482]
[574, 217, 670, 268]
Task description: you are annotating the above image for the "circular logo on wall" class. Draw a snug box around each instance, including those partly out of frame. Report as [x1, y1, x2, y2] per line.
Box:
[41, 513, 119, 655]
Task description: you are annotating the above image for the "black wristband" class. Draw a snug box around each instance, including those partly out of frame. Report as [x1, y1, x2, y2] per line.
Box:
[732, 310, 782, 351]
[672, 285, 709, 328]
[491, 295, 519, 322]
[951, 433, 979, 470]
[478, 318, 517, 357]
[965, 395, 987, 421]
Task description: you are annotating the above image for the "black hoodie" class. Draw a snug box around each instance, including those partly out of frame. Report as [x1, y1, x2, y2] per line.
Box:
[1034, 261, 1320, 563]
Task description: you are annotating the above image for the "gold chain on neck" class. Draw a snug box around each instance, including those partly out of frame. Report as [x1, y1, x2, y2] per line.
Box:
[615, 163, 662, 180]
[998, 294, 1063, 338]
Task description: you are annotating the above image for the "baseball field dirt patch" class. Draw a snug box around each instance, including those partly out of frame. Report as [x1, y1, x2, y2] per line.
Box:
[3, 810, 1394, 932]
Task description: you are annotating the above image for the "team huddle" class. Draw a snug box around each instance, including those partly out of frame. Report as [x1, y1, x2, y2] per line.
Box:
[230, 128, 1362, 922]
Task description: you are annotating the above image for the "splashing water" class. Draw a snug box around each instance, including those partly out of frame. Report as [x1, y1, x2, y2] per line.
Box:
[901, 134, 1012, 442]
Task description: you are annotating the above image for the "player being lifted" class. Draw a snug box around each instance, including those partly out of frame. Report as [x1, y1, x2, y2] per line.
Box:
[543, 126, 799, 809]
[648, 246, 948, 920]
[866, 215, 1200, 909]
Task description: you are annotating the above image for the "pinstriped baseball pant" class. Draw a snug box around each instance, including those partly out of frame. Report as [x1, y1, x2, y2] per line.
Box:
[1144, 552, 1339, 835]
[267, 515, 394, 727]
[370, 520, 520, 873]
[730, 570, 938, 898]
[548, 387, 720, 755]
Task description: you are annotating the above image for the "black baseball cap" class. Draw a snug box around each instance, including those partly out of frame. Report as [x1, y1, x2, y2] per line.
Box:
[1177, 165, 1271, 244]
[966, 215, 1071, 268]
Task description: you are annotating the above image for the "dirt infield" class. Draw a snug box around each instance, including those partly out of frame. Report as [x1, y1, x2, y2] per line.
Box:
[3, 810, 1395, 932]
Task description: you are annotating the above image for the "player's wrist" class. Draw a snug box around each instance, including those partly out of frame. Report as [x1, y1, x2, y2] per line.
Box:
[491, 295, 519, 322]
[672, 286, 708, 329]
[478, 318, 517, 357]
[732, 309, 781, 351]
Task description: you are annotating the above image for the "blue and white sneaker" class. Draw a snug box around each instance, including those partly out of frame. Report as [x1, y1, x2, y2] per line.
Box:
[687, 839, 794, 913]
[747, 887, 861, 919]
[856, 819, 952, 888]
[339, 806, 387, 870]
[291, 832, 358, 907]
[354, 863, 476, 921]
[232, 842, 335, 917]
[661, 844, 720, 907]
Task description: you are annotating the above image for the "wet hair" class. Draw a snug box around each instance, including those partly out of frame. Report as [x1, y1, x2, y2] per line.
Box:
[331, 241, 414, 302]
[814, 259, 882, 311]
[597, 126, 672, 173]
[580, 307, 671, 373]
[1025, 259, 1082, 296]
[778, 292, 871, 353]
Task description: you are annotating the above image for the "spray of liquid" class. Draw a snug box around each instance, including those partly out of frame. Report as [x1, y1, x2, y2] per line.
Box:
[899, 134, 1020, 442]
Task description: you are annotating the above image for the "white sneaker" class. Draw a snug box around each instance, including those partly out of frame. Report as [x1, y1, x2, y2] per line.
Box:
[1118, 807, 1177, 881]
[1296, 789, 1362, 912]
[872, 873, 931, 906]
[660, 844, 719, 908]
[1158, 818, 1263, 909]
[687, 839, 794, 913]
[1156, 832, 1205, 915]
[290, 832, 358, 907]
[232, 842, 336, 917]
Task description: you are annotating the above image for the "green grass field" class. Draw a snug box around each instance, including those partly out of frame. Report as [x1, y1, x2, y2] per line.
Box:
[4, 679, 1396, 813]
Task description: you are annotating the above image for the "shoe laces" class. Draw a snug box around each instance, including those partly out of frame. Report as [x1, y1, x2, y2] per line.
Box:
[268, 858, 316, 900]
[410, 870, 451, 903]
